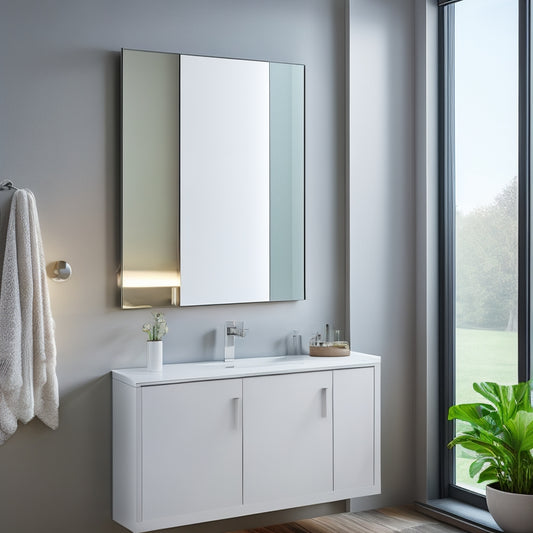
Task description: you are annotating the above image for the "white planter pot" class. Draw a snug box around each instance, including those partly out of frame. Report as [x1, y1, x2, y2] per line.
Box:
[146, 341, 163, 371]
[486, 483, 533, 533]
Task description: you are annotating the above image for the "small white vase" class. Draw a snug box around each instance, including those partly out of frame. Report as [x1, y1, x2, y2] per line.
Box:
[146, 341, 163, 371]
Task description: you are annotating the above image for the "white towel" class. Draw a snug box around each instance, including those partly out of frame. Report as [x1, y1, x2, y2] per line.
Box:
[0, 189, 59, 444]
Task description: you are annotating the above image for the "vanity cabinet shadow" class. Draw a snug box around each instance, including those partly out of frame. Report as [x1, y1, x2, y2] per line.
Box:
[121, 49, 305, 308]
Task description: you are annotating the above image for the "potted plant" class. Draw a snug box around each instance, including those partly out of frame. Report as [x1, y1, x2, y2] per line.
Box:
[142, 312, 168, 371]
[448, 380, 533, 533]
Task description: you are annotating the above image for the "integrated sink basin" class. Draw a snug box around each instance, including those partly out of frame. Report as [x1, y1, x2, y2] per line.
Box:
[202, 355, 307, 368]
[111, 352, 381, 388]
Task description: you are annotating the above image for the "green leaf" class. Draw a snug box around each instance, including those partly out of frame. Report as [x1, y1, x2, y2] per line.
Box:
[469, 456, 489, 478]
[448, 403, 494, 427]
[477, 465, 499, 484]
[511, 382, 533, 413]
[473, 382, 504, 407]
[473, 381, 533, 424]
[505, 411, 533, 452]
[474, 382, 515, 422]
[448, 434, 503, 457]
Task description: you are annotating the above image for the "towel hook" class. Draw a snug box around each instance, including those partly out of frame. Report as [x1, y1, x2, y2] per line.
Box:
[50, 261, 72, 282]
[0, 179, 18, 191]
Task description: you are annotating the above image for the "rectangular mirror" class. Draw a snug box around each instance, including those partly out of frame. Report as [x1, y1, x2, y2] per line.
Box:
[121, 49, 305, 308]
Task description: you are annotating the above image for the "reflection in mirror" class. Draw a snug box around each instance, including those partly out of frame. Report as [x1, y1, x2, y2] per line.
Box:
[121, 49, 305, 308]
[180, 55, 271, 306]
[270, 62, 305, 301]
[121, 50, 180, 308]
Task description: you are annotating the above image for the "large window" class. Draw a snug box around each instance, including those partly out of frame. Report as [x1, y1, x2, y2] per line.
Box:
[439, 0, 532, 507]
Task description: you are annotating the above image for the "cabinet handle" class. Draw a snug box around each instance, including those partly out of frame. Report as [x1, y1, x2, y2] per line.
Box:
[232, 397, 241, 429]
[321, 387, 328, 418]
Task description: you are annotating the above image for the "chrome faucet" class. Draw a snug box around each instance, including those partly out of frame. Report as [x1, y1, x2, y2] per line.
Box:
[225, 321, 247, 366]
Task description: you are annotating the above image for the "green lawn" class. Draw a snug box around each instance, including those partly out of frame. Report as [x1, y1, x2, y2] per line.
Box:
[454, 327, 517, 492]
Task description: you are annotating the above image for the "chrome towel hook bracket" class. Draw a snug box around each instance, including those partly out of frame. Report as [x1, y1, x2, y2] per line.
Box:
[0, 179, 18, 191]
[48, 261, 73, 282]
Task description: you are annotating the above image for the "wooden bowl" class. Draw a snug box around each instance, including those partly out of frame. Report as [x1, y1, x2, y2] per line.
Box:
[309, 345, 350, 357]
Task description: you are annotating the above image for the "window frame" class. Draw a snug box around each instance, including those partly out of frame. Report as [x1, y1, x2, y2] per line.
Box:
[438, 0, 532, 508]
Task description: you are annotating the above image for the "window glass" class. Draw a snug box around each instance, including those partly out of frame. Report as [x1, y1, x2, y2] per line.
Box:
[453, 0, 519, 493]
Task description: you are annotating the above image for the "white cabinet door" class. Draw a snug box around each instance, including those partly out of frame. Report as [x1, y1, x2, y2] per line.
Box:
[333, 367, 377, 493]
[243, 371, 333, 503]
[141, 379, 242, 521]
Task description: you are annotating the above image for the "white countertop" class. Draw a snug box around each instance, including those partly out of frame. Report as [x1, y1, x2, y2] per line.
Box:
[112, 351, 380, 387]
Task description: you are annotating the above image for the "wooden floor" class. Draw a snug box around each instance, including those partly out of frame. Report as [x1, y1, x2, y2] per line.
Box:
[229, 506, 465, 533]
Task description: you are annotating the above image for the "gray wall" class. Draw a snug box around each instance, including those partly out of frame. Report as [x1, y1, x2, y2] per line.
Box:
[0, 1, 348, 532]
[347, 0, 418, 510]
[0, 0, 425, 531]
[413, 0, 440, 503]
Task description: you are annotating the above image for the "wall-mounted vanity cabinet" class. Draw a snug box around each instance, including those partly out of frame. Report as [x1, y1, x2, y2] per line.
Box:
[112, 354, 381, 533]
[121, 49, 305, 309]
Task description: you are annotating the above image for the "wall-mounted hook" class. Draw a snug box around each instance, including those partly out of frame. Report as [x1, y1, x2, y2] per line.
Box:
[0, 179, 18, 190]
[50, 260, 72, 282]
